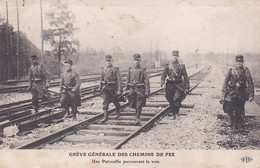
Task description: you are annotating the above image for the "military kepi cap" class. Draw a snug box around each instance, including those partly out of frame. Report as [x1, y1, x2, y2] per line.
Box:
[64, 59, 73, 65]
[235, 55, 244, 62]
[30, 55, 38, 59]
[133, 53, 141, 60]
[172, 50, 179, 56]
[105, 55, 112, 60]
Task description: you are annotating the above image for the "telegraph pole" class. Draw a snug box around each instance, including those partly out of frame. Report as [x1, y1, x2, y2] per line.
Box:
[156, 40, 159, 67]
[195, 49, 198, 69]
[6, 1, 10, 80]
[226, 46, 229, 68]
[40, 0, 44, 62]
[16, 1, 20, 79]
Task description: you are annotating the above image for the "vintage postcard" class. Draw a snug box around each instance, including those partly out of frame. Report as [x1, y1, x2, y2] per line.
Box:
[0, 0, 260, 167]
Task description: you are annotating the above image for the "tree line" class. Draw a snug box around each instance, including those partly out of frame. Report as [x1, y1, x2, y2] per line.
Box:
[0, 15, 41, 81]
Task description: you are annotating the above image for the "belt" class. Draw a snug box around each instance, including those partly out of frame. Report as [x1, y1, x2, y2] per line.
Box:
[128, 83, 145, 87]
[166, 78, 182, 83]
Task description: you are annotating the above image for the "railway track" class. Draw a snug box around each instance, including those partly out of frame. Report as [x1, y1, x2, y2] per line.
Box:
[0, 68, 163, 94]
[0, 75, 100, 94]
[0, 71, 162, 137]
[0, 69, 162, 112]
[12, 65, 211, 149]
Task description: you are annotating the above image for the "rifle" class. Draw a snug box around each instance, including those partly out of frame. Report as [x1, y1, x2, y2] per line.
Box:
[61, 85, 74, 94]
[166, 78, 183, 82]
[117, 91, 128, 102]
[92, 88, 102, 95]
[219, 89, 232, 104]
[94, 84, 127, 102]
[126, 83, 149, 99]
[127, 83, 145, 88]
[18, 86, 57, 94]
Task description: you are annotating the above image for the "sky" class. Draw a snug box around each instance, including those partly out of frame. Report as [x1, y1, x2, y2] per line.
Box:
[0, 0, 260, 56]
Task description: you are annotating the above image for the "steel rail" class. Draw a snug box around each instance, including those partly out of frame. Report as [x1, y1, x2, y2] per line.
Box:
[16, 87, 164, 149]
[113, 66, 211, 149]
[16, 66, 210, 149]
[0, 68, 163, 93]
[0, 72, 162, 133]
[0, 70, 162, 110]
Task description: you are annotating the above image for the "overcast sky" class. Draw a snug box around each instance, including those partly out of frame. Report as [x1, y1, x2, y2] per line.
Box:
[1, 0, 260, 56]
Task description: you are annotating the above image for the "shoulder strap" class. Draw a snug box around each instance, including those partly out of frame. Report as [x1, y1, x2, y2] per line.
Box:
[232, 67, 245, 81]
[169, 63, 178, 76]
[239, 68, 246, 80]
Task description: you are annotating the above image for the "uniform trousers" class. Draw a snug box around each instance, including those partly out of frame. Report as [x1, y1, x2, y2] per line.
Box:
[31, 82, 53, 110]
[128, 88, 146, 111]
[102, 89, 120, 110]
[165, 82, 185, 114]
[223, 97, 246, 123]
[60, 91, 78, 114]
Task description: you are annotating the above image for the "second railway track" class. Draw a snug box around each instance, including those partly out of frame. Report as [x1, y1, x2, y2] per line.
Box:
[0, 71, 162, 137]
[0, 68, 163, 94]
[6, 65, 212, 149]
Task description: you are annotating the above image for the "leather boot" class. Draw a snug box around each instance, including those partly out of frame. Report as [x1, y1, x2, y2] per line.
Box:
[72, 112, 77, 121]
[71, 103, 77, 120]
[100, 110, 108, 123]
[232, 115, 238, 129]
[135, 108, 141, 124]
[33, 104, 39, 113]
[34, 107, 39, 114]
[64, 109, 71, 118]
[115, 108, 120, 119]
[171, 106, 176, 120]
[228, 112, 235, 127]
[175, 103, 181, 115]
[236, 113, 243, 127]
[168, 105, 173, 116]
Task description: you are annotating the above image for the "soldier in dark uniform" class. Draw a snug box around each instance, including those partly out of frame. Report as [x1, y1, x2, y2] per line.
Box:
[60, 59, 81, 120]
[221, 55, 254, 128]
[161, 50, 190, 119]
[125, 54, 150, 123]
[28, 55, 53, 113]
[99, 55, 123, 123]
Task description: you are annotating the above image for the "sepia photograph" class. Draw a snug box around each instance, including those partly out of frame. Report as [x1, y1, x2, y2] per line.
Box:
[0, 0, 260, 167]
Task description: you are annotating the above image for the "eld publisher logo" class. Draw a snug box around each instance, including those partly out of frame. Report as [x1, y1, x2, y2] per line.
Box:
[241, 156, 253, 163]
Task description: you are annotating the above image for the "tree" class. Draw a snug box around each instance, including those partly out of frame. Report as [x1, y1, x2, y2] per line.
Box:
[0, 15, 40, 81]
[43, 0, 79, 76]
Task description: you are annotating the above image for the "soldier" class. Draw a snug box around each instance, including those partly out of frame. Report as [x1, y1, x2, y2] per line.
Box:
[125, 54, 150, 123]
[99, 55, 123, 123]
[28, 55, 53, 113]
[161, 50, 190, 119]
[221, 55, 254, 128]
[60, 59, 81, 120]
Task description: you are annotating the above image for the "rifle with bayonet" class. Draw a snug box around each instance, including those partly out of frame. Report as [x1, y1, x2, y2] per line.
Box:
[93, 81, 126, 102]
[61, 85, 74, 93]
[126, 83, 149, 99]
[166, 78, 183, 82]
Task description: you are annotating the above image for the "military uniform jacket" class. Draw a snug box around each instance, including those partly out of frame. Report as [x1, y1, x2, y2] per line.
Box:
[161, 62, 190, 91]
[222, 67, 254, 101]
[99, 65, 123, 94]
[29, 63, 50, 89]
[60, 70, 81, 93]
[126, 65, 150, 96]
